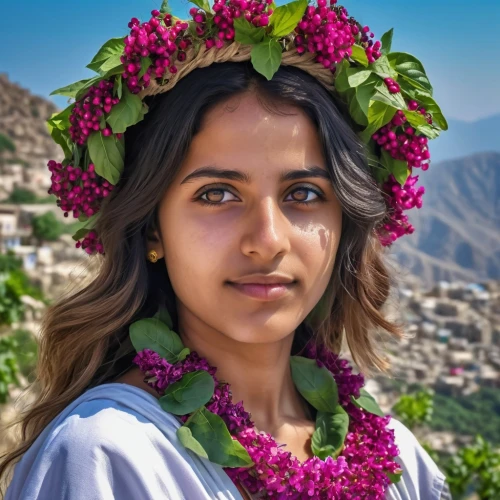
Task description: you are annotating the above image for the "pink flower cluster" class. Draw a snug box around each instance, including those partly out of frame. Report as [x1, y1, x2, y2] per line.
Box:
[373, 110, 431, 170]
[69, 81, 118, 145]
[377, 174, 424, 245]
[202, 0, 275, 50]
[134, 340, 402, 498]
[122, 10, 191, 93]
[133, 349, 252, 432]
[226, 426, 349, 497]
[294, 0, 381, 71]
[370, 108, 432, 245]
[47, 161, 113, 220]
[75, 229, 104, 255]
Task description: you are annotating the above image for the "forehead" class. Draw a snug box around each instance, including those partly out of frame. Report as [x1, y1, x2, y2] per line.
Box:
[181, 92, 325, 173]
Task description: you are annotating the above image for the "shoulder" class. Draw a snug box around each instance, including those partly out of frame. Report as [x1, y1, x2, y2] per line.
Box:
[46, 397, 159, 456]
[385, 417, 447, 500]
[7, 385, 187, 500]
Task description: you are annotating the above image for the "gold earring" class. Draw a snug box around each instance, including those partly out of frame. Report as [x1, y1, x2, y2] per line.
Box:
[147, 250, 158, 263]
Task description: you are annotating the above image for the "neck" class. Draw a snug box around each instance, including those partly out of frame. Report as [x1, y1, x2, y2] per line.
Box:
[178, 315, 312, 434]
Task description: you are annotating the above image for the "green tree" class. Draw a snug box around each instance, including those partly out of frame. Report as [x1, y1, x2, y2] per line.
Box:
[0, 271, 26, 327]
[31, 211, 64, 245]
[392, 388, 500, 499]
[0, 336, 20, 404]
[444, 435, 500, 499]
[0, 251, 22, 273]
[392, 388, 434, 429]
[6, 187, 38, 204]
[0, 133, 16, 154]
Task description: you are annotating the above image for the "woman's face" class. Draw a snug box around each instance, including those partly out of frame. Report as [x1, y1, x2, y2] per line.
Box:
[151, 92, 342, 344]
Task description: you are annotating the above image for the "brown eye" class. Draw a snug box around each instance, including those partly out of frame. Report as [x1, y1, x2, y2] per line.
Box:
[204, 189, 225, 203]
[291, 189, 310, 202]
[197, 187, 239, 206]
[285, 187, 323, 205]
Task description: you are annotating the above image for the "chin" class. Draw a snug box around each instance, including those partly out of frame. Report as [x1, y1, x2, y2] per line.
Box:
[222, 318, 299, 345]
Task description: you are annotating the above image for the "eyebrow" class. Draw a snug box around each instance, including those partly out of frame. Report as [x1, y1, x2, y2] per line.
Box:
[180, 165, 332, 185]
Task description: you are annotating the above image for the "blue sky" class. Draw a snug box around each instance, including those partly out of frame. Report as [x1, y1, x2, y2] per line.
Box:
[1, 0, 499, 122]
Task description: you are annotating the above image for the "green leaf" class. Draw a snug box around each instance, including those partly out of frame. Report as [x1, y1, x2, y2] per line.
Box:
[87, 38, 125, 73]
[47, 104, 75, 131]
[153, 306, 173, 329]
[98, 54, 124, 75]
[334, 59, 350, 94]
[381, 149, 410, 186]
[359, 100, 397, 143]
[403, 110, 441, 139]
[87, 131, 124, 185]
[177, 426, 209, 458]
[129, 317, 185, 363]
[73, 144, 81, 167]
[350, 388, 385, 417]
[346, 67, 372, 88]
[75, 75, 103, 100]
[113, 76, 123, 99]
[189, 0, 212, 13]
[269, 0, 308, 38]
[349, 75, 378, 126]
[50, 78, 96, 98]
[106, 87, 143, 134]
[414, 123, 440, 139]
[251, 38, 282, 80]
[72, 227, 91, 241]
[234, 17, 265, 44]
[372, 81, 406, 109]
[386, 469, 403, 484]
[138, 57, 152, 79]
[160, 0, 173, 14]
[180, 407, 254, 467]
[350, 44, 368, 67]
[116, 135, 125, 160]
[290, 356, 339, 412]
[159, 370, 215, 414]
[370, 54, 397, 79]
[101, 62, 124, 79]
[403, 109, 429, 128]
[311, 406, 349, 459]
[380, 28, 394, 55]
[398, 79, 448, 130]
[177, 347, 191, 362]
[387, 52, 432, 93]
[47, 126, 72, 160]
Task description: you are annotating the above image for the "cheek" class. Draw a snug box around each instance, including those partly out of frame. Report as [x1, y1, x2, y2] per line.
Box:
[160, 208, 235, 287]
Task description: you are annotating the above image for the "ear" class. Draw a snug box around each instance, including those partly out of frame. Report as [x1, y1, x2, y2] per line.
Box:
[146, 227, 165, 260]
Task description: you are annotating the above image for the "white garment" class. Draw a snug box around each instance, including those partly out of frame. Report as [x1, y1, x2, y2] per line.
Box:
[6, 383, 446, 500]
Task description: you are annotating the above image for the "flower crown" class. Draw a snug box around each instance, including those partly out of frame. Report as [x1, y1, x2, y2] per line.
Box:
[46, 0, 447, 255]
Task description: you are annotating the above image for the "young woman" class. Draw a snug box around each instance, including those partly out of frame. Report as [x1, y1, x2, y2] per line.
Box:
[1, 3, 451, 499]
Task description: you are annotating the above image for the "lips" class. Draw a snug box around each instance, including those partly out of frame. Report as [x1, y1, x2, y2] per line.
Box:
[228, 282, 295, 301]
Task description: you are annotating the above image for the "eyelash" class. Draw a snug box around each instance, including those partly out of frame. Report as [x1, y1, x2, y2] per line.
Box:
[195, 184, 326, 208]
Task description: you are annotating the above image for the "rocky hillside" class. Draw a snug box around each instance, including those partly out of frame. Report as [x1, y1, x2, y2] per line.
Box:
[0, 73, 60, 168]
[393, 152, 500, 289]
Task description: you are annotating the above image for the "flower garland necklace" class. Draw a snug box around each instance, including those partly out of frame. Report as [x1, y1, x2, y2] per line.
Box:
[129, 310, 403, 499]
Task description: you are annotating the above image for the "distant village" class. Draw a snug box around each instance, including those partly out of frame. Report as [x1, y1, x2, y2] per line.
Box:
[360, 277, 500, 456]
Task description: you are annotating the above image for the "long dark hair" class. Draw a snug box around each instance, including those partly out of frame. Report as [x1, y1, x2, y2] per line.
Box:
[0, 61, 405, 490]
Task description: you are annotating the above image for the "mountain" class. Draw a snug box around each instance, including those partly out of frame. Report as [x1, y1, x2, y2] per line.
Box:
[429, 114, 500, 163]
[0, 73, 60, 168]
[392, 152, 500, 289]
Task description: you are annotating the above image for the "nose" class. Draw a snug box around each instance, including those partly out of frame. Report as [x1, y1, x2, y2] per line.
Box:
[239, 196, 291, 261]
